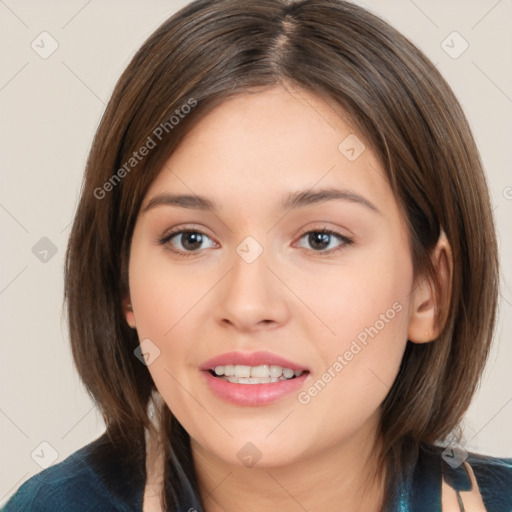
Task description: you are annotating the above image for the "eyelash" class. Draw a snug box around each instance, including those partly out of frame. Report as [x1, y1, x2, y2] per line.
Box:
[158, 225, 353, 258]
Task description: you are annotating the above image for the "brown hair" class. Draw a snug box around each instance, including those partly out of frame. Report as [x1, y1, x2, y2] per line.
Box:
[64, 0, 499, 509]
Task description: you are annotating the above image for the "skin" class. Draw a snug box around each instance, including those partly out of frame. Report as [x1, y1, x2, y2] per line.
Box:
[124, 83, 452, 512]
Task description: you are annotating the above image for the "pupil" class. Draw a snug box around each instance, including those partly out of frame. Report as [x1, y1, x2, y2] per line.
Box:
[182, 232, 202, 251]
[309, 232, 329, 250]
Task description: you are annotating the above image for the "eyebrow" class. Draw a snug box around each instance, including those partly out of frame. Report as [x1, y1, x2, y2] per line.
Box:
[142, 187, 380, 214]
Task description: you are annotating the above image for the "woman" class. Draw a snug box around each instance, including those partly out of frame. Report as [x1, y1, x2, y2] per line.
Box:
[3, 0, 511, 510]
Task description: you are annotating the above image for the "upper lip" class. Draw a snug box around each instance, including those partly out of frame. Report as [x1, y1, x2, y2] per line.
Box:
[200, 351, 309, 372]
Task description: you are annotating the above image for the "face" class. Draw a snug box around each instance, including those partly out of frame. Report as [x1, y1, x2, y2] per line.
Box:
[125, 84, 418, 469]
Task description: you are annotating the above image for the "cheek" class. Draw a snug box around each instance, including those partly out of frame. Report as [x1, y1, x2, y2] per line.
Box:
[296, 243, 412, 356]
[294, 245, 413, 405]
[127, 241, 216, 408]
[128, 239, 209, 339]
[287, 256, 412, 454]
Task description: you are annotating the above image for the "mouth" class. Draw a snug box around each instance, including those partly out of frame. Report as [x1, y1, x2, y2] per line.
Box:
[208, 364, 309, 384]
[199, 351, 310, 405]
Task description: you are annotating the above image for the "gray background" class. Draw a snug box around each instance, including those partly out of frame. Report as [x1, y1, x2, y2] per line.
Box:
[1, 0, 511, 504]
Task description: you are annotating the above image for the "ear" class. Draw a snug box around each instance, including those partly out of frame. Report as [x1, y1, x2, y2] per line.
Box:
[122, 295, 137, 329]
[407, 229, 453, 344]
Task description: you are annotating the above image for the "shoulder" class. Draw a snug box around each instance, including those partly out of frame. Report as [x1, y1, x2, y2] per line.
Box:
[406, 444, 512, 511]
[467, 452, 512, 511]
[1, 433, 144, 512]
[440, 447, 512, 511]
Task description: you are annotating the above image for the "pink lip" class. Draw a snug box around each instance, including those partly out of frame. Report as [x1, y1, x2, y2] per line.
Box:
[201, 370, 310, 406]
[199, 350, 309, 372]
[199, 351, 310, 407]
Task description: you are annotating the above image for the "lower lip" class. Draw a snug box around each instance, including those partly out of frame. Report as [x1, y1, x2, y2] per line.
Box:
[201, 370, 309, 406]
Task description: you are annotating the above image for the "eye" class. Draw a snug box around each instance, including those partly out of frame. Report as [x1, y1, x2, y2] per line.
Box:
[159, 227, 216, 257]
[158, 226, 353, 258]
[296, 228, 353, 255]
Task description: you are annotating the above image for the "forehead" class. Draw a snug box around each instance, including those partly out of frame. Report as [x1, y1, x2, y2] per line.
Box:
[143, 84, 397, 220]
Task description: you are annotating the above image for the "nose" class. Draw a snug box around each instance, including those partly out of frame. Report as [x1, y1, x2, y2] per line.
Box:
[214, 243, 291, 332]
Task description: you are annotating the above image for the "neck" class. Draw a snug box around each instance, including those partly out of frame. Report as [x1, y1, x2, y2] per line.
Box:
[191, 414, 386, 512]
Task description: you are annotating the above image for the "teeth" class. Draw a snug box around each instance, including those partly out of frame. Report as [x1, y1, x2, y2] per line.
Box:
[269, 365, 283, 378]
[212, 364, 304, 380]
[282, 368, 294, 379]
[224, 376, 281, 384]
[235, 365, 251, 377]
[251, 365, 269, 378]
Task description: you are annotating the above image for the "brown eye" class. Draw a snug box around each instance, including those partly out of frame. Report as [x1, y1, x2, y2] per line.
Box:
[173, 231, 205, 251]
[297, 229, 353, 254]
[159, 228, 216, 257]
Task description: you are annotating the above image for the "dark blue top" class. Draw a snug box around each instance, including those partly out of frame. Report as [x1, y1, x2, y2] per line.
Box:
[2, 432, 511, 511]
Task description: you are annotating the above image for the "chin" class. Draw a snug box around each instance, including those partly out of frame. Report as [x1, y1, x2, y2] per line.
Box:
[197, 432, 308, 469]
